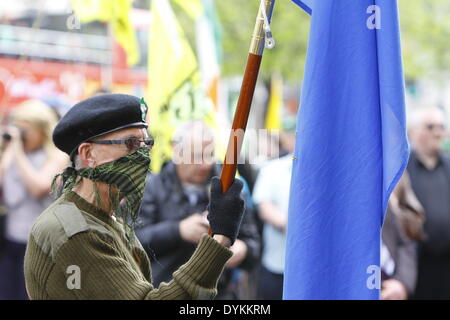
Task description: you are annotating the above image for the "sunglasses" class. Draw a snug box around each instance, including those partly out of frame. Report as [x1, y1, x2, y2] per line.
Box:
[88, 137, 154, 151]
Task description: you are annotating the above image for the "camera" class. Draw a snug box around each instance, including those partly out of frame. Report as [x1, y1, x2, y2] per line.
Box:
[2, 133, 11, 141]
[2, 130, 26, 142]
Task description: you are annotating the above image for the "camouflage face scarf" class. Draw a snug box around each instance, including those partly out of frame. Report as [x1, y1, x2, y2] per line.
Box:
[53, 146, 151, 241]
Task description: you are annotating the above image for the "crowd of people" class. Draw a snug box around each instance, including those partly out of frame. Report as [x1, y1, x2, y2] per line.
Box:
[0, 96, 449, 300]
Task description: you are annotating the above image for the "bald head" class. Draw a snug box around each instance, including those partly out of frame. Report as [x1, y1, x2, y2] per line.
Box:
[172, 120, 216, 184]
[408, 107, 446, 156]
[172, 121, 215, 147]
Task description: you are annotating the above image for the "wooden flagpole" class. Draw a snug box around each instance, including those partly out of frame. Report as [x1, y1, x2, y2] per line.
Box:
[219, 0, 276, 192]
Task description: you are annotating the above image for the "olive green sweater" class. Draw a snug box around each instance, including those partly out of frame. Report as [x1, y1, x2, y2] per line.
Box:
[24, 191, 232, 300]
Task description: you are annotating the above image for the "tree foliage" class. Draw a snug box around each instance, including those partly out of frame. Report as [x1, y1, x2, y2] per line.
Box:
[214, 0, 450, 81]
[398, 0, 450, 80]
[215, 0, 310, 82]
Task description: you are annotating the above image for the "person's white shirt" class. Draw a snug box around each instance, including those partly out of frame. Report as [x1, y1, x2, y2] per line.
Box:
[253, 154, 293, 274]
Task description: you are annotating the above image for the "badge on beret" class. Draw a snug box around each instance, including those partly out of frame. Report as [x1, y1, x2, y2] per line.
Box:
[140, 98, 148, 122]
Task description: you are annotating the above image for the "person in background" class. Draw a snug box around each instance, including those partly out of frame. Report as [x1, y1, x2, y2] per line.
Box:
[407, 106, 450, 299]
[381, 172, 425, 300]
[0, 100, 68, 300]
[136, 120, 260, 299]
[252, 121, 296, 300]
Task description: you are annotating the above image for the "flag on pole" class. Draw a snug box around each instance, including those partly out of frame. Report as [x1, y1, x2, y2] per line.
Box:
[148, 0, 198, 118]
[195, 0, 222, 109]
[283, 0, 409, 300]
[173, 0, 222, 108]
[148, 0, 222, 172]
[147, 0, 198, 172]
[71, 0, 139, 66]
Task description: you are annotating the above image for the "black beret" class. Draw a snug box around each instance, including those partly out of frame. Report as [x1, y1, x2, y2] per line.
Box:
[53, 94, 148, 158]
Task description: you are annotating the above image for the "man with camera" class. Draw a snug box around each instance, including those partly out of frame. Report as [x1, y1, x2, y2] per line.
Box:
[0, 100, 67, 300]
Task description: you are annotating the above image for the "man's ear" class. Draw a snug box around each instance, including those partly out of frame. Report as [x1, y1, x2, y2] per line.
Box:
[78, 143, 96, 168]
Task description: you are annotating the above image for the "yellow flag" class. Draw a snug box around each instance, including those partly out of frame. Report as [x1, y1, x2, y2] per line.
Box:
[111, 0, 139, 66]
[148, 0, 199, 172]
[265, 75, 283, 130]
[176, 0, 226, 157]
[172, 0, 204, 19]
[71, 0, 139, 66]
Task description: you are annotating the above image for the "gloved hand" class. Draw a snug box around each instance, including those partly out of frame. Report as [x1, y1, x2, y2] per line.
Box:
[207, 176, 245, 246]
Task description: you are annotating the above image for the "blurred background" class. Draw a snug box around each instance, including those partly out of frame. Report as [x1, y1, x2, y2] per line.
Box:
[0, 0, 449, 165]
[0, 0, 449, 301]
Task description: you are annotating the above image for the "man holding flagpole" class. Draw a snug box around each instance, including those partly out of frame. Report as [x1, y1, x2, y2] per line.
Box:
[23, 94, 246, 300]
[284, 0, 409, 299]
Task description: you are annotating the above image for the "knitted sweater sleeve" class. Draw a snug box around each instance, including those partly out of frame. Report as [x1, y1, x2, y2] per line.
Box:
[52, 232, 232, 300]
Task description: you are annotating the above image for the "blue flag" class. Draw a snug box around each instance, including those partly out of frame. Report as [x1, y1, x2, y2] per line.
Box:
[283, 0, 409, 299]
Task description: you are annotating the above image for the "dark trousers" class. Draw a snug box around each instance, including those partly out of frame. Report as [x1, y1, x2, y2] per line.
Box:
[414, 254, 450, 300]
[0, 239, 28, 300]
[257, 265, 284, 300]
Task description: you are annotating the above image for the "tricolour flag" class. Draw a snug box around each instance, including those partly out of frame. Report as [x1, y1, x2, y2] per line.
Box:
[195, 0, 222, 109]
[283, 0, 410, 299]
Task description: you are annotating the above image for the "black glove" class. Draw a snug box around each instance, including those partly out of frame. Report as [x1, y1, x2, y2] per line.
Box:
[207, 176, 245, 246]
